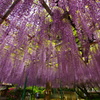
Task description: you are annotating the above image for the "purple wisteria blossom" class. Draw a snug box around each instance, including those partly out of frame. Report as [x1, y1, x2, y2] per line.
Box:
[0, 0, 99, 87]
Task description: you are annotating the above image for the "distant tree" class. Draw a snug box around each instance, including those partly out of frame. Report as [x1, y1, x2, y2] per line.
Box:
[0, 0, 100, 88]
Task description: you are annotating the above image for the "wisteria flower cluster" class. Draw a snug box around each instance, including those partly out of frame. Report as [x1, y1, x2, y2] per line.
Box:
[0, 0, 99, 87]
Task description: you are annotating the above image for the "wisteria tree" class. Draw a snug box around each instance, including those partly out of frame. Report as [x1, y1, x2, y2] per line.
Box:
[0, 0, 100, 90]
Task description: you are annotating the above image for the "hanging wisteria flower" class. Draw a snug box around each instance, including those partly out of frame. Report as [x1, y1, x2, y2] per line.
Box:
[0, 0, 99, 88]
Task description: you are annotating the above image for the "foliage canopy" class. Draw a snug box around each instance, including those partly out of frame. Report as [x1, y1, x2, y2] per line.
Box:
[0, 0, 100, 87]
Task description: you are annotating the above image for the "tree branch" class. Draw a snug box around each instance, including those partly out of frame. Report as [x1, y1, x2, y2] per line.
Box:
[62, 11, 76, 28]
[0, 0, 21, 25]
[39, 0, 52, 16]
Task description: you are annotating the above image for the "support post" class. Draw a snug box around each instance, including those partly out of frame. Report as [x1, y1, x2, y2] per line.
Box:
[44, 82, 52, 100]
